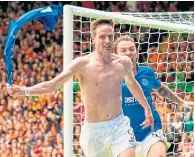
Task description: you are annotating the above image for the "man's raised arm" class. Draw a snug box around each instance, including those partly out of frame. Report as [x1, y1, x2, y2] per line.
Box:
[124, 56, 154, 129]
[157, 83, 194, 110]
[6, 57, 84, 97]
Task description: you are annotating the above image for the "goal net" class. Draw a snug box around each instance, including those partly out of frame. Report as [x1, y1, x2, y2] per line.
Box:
[63, 5, 194, 157]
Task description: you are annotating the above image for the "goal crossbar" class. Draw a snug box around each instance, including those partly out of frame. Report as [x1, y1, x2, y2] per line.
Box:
[70, 5, 194, 34]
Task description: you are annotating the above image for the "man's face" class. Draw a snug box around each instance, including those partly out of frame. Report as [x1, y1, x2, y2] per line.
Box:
[92, 25, 114, 54]
[116, 40, 137, 63]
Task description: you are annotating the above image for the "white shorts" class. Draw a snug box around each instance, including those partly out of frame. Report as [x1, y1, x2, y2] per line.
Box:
[135, 129, 171, 157]
[79, 114, 137, 157]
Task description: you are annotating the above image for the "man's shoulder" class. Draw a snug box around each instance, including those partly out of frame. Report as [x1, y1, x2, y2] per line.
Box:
[112, 54, 130, 64]
[73, 54, 92, 64]
[112, 53, 128, 59]
[138, 66, 157, 79]
[139, 65, 154, 72]
[70, 54, 92, 73]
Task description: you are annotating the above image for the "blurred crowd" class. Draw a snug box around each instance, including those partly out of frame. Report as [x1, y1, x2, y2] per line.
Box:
[0, 1, 194, 157]
[0, 2, 64, 157]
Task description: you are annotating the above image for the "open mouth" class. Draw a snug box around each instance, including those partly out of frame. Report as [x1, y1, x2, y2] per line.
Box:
[103, 46, 111, 49]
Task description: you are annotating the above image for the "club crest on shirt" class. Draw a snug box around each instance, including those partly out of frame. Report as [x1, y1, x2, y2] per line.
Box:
[141, 78, 148, 87]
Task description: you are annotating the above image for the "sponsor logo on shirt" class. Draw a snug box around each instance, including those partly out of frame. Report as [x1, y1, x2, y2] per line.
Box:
[124, 96, 152, 106]
[125, 97, 135, 103]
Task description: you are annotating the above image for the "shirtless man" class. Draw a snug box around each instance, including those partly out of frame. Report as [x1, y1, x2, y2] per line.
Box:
[6, 18, 154, 157]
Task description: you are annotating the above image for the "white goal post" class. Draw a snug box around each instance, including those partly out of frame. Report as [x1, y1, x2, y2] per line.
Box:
[63, 5, 194, 157]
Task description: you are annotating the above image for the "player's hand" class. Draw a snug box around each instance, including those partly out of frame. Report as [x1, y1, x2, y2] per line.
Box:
[141, 109, 154, 131]
[181, 101, 194, 112]
[6, 83, 24, 97]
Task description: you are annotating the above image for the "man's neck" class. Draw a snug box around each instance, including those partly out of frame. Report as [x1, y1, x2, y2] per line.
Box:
[93, 50, 112, 65]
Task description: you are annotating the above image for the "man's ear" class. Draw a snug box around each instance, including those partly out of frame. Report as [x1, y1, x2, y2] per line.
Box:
[91, 35, 94, 43]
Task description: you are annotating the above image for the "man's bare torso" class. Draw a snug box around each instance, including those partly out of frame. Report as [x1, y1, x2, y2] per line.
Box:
[77, 53, 128, 122]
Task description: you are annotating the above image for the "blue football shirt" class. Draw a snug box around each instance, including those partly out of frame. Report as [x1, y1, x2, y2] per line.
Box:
[122, 65, 162, 141]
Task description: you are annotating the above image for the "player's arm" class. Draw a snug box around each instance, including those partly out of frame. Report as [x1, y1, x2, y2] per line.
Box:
[157, 83, 193, 110]
[6, 57, 84, 97]
[124, 57, 154, 129]
[124, 57, 150, 111]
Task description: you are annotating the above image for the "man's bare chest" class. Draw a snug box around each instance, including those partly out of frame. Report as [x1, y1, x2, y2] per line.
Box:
[82, 64, 125, 87]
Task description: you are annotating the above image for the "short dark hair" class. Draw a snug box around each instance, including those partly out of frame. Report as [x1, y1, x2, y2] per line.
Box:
[90, 18, 115, 36]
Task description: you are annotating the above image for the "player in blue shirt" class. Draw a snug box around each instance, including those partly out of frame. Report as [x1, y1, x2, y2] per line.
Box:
[114, 35, 193, 157]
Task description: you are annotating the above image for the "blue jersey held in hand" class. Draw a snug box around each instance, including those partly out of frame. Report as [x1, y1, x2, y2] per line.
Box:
[4, 4, 62, 85]
[122, 65, 162, 142]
